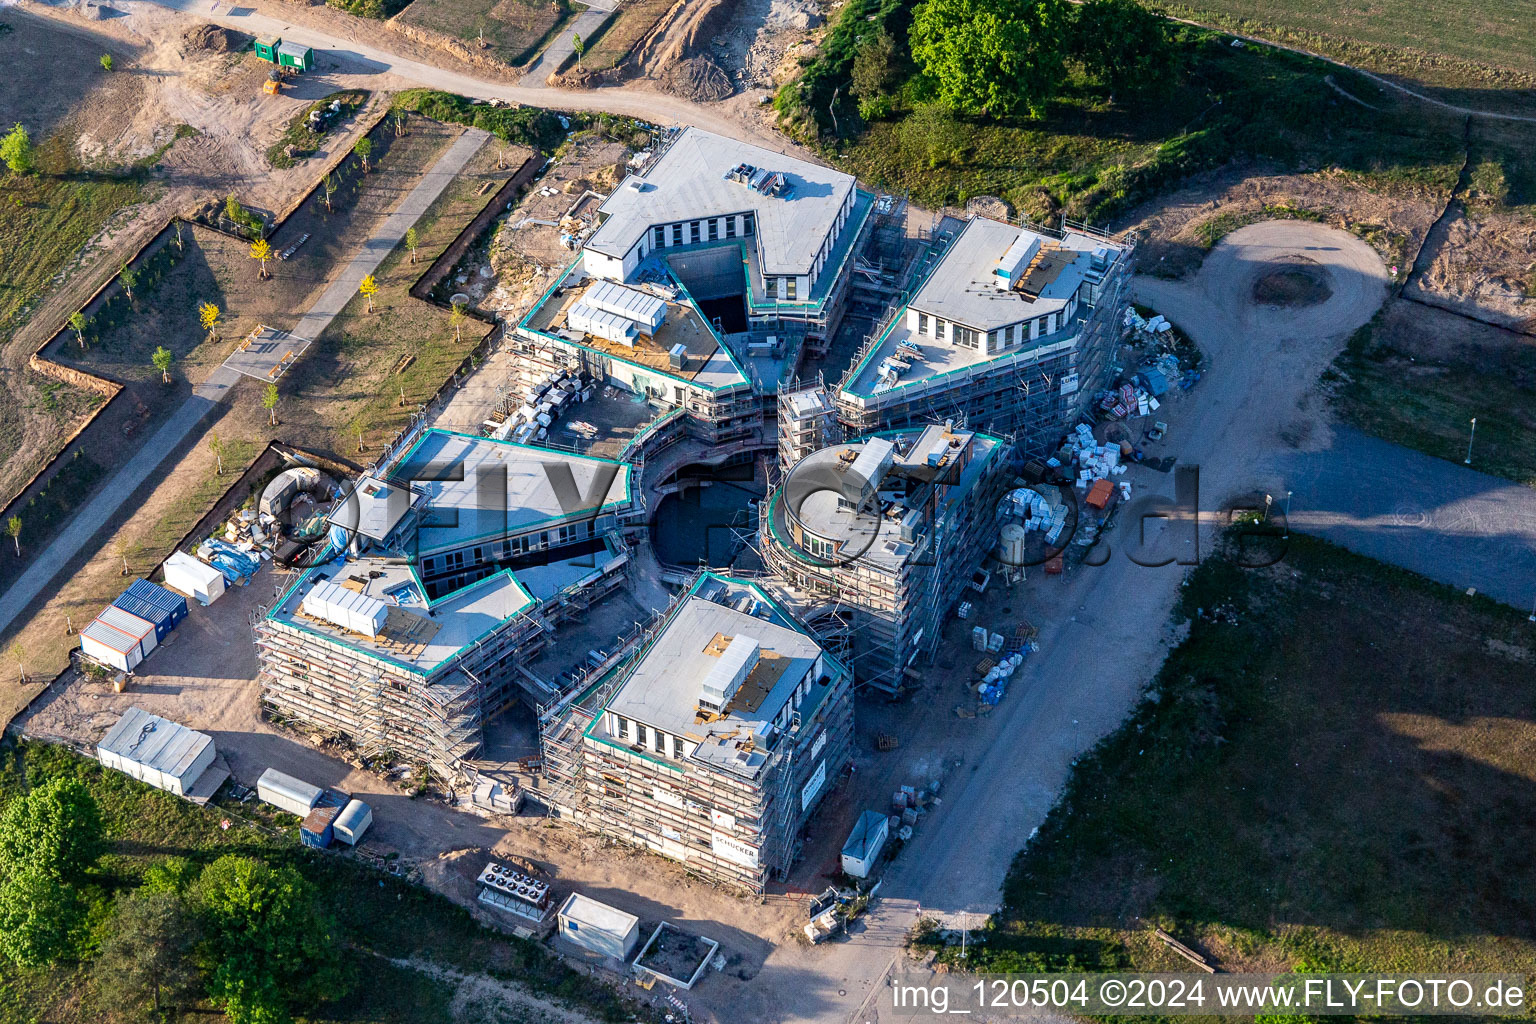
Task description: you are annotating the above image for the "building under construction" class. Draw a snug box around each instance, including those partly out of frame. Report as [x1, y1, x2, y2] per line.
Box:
[832, 216, 1133, 456]
[255, 430, 637, 779]
[536, 573, 854, 892]
[509, 127, 880, 447]
[758, 424, 1012, 692]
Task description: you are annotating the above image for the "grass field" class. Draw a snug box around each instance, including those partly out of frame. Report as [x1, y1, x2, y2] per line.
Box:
[909, 534, 1536, 988]
[781, 10, 1466, 225]
[0, 739, 642, 1023]
[569, 0, 671, 73]
[920, 536, 1536, 987]
[1328, 302, 1536, 488]
[397, 0, 582, 66]
[1153, 0, 1536, 89]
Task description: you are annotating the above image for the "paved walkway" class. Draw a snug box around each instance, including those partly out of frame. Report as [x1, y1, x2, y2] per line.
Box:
[519, 4, 614, 87]
[1275, 426, 1536, 610]
[0, 128, 489, 638]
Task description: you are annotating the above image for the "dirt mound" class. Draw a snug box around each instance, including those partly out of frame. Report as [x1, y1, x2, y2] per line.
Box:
[1253, 262, 1332, 307]
[659, 55, 733, 102]
[181, 23, 247, 54]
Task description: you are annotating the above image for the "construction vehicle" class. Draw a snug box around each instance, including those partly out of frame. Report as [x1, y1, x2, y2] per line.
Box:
[262, 70, 281, 96]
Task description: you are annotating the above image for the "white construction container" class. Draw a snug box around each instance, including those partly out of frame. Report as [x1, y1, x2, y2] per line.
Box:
[80, 606, 159, 672]
[162, 551, 227, 606]
[97, 707, 216, 797]
[841, 810, 889, 879]
[558, 893, 640, 960]
[567, 302, 638, 345]
[332, 799, 373, 845]
[301, 580, 387, 637]
[584, 280, 666, 333]
[256, 767, 323, 817]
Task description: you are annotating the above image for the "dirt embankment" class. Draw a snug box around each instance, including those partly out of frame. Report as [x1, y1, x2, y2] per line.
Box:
[1124, 165, 1443, 284]
[1406, 210, 1536, 331]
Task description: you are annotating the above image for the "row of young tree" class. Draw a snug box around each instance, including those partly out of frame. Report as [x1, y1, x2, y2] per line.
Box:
[849, 0, 1176, 121]
[0, 777, 348, 1024]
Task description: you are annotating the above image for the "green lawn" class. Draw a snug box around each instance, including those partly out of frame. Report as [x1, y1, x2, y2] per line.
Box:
[1328, 307, 1536, 488]
[0, 136, 145, 335]
[780, 9, 1466, 225]
[1151, 0, 1536, 89]
[0, 740, 644, 1024]
[921, 536, 1536, 991]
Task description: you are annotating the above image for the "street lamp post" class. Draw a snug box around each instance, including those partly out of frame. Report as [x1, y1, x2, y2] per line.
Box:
[1283, 490, 1292, 539]
[1465, 417, 1477, 465]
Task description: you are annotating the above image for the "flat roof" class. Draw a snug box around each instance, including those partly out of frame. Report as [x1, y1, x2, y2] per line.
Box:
[522, 265, 748, 392]
[599, 580, 827, 779]
[909, 217, 1124, 332]
[390, 429, 633, 557]
[328, 474, 421, 543]
[586, 127, 857, 278]
[841, 312, 1079, 400]
[268, 560, 536, 676]
[559, 892, 638, 935]
[99, 707, 213, 779]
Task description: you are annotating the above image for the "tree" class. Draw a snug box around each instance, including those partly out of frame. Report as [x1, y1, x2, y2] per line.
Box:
[261, 382, 279, 426]
[4, 515, 18, 556]
[850, 30, 905, 115]
[0, 776, 106, 968]
[92, 889, 203, 1020]
[449, 300, 466, 342]
[119, 263, 138, 302]
[1067, 0, 1174, 93]
[572, 32, 584, 71]
[322, 173, 337, 213]
[250, 238, 273, 280]
[354, 138, 373, 174]
[69, 311, 88, 349]
[1, 122, 33, 174]
[910, 0, 1070, 117]
[199, 301, 221, 342]
[174, 218, 184, 250]
[113, 537, 131, 576]
[208, 432, 224, 475]
[405, 226, 418, 263]
[0, 776, 106, 883]
[7, 640, 22, 683]
[100, 53, 113, 72]
[152, 345, 174, 384]
[359, 274, 378, 313]
[192, 856, 348, 1024]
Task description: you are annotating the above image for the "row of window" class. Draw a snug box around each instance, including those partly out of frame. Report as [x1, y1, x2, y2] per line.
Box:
[914, 306, 1072, 351]
[418, 521, 592, 577]
[612, 714, 690, 760]
[650, 212, 756, 251]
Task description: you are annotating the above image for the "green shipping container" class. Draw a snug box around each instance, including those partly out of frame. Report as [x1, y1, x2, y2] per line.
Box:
[276, 41, 314, 72]
[254, 35, 281, 62]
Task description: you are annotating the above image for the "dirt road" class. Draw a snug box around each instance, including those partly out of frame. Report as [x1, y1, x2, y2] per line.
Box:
[144, 0, 808, 156]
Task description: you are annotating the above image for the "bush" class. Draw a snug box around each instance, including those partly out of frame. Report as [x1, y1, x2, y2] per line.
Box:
[391, 90, 572, 151]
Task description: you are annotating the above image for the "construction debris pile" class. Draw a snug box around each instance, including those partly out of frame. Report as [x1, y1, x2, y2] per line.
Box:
[970, 624, 1036, 707]
[1002, 487, 1069, 544]
[890, 780, 940, 842]
[486, 367, 595, 443]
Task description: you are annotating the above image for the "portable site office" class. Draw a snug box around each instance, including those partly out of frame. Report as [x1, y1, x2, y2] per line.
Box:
[163, 551, 227, 606]
[97, 707, 216, 797]
[112, 578, 187, 643]
[276, 41, 314, 71]
[254, 35, 280, 62]
[80, 606, 158, 672]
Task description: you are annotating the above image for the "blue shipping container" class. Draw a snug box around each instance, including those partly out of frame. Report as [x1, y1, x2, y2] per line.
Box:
[300, 804, 339, 849]
[112, 579, 187, 643]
